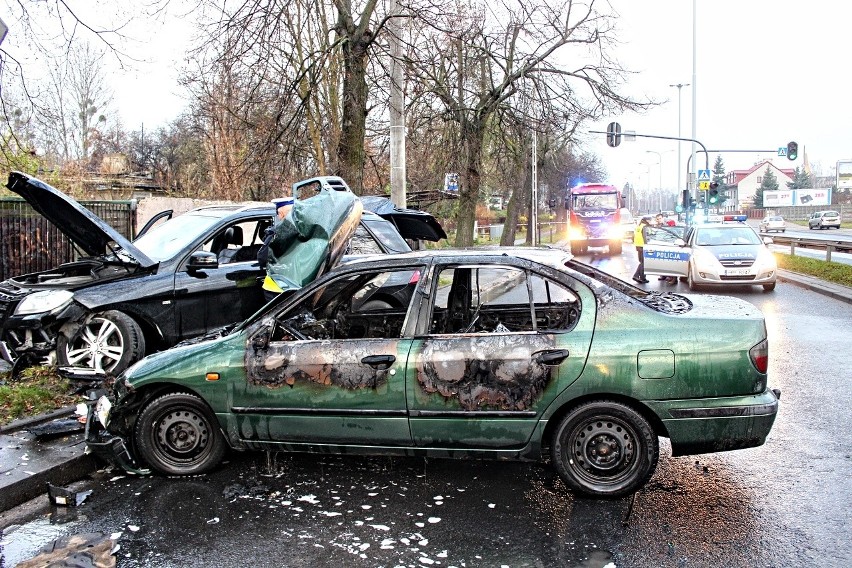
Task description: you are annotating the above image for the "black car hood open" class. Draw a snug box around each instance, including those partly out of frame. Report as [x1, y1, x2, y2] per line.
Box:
[360, 196, 447, 242]
[6, 172, 155, 268]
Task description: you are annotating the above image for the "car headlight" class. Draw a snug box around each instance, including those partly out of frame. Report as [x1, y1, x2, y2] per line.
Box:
[691, 248, 718, 268]
[95, 395, 112, 428]
[15, 290, 74, 316]
[756, 248, 777, 268]
[569, 227, 586, 240]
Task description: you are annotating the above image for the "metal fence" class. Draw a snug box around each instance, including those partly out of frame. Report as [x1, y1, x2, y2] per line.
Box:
[0, 198, 137, 281]
[747, 204, 850, 221]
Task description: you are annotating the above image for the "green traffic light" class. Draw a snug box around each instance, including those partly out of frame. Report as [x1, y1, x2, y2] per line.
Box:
[786, 141, 798, 161]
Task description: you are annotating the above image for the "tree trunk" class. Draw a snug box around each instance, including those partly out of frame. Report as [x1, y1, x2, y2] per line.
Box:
[455, 121, 485, 247]
[336, 31, 370, 194]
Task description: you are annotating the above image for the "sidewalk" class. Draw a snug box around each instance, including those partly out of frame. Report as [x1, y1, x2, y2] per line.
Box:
[0, 260, 850, 514]
[0, 410, 97, 512]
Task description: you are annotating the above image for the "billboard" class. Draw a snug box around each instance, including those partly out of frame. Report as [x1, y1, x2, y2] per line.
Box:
[763, 188, 831, 207]
[837, 160, 852, 190]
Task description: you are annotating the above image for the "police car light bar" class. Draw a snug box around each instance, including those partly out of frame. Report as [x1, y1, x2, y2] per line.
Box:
[722, 214, 748, 222]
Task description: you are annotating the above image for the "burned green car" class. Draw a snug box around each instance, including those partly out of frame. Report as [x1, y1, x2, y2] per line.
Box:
[86, 248, 779, 497]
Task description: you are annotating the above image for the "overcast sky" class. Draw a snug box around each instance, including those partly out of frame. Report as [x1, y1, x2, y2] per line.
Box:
[588, 0, 848, 191]
[79, 0, 851, 192]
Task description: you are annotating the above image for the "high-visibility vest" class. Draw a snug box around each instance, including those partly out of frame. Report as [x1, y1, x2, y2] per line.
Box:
[262, 274, 283, 294]
[634, 225, 645, 247]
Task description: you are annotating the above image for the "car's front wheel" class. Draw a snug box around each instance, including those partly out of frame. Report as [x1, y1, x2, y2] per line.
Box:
[551, 400, 659, 497]
[135, 392, 227, 476]
[57, 310, 145, 374]
[687, 265, 700, 291]
[763, 282, 776, 292]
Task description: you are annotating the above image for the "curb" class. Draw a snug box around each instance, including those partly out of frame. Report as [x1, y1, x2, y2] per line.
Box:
[776, 269, 852, 305]
[0, 405, 77, 435]
[0, 443, 98, 512]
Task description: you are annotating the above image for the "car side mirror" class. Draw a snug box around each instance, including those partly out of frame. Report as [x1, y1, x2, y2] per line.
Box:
[188, 251, 219, 272]
[675, 238, 686, 247]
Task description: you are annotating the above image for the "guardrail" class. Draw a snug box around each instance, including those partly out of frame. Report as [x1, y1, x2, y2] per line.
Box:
[763, 233, 852, 262]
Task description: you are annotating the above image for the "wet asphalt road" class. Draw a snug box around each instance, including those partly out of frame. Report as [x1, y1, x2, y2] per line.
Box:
[2, 244, 851, 568]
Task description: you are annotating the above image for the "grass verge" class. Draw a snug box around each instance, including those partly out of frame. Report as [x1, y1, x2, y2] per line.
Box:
[0, 367, 76, 426]
[775, 253, 852, 287]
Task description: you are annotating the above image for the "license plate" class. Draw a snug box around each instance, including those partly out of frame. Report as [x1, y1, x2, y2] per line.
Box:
[725, 268, 752, 276]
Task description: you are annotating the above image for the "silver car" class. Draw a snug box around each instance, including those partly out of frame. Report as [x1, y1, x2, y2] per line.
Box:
[759, 215, 785, 233]
[642, 220, 777, 292]
[808, 210, 841, 230]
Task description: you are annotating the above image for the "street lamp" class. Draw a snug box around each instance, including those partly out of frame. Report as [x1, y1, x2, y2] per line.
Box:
[669, 82, 690, 192]
[645, 151, 663, 211]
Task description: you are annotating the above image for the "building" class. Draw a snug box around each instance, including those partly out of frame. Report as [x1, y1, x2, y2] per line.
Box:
[724, 161, 794, 209]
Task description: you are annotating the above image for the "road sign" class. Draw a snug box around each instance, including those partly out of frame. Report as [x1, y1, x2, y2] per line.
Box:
[697, 169, 711, 181]
[698, 181, 710, 190]
[778, 147, 787, 157]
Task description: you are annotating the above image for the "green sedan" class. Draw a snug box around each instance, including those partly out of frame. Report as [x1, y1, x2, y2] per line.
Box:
[85, 248, 779, 497]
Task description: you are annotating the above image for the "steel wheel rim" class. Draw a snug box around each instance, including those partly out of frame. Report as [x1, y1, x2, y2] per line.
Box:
[567, 415, 640, 485]
[154, 408, 211, 465]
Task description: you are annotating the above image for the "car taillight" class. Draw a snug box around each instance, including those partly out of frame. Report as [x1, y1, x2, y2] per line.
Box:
[409, 270, 420, 284]
[749, 338, 768, 373]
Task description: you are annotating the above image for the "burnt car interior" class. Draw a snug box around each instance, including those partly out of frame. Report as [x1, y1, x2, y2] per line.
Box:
[430, 266, 581, 335]
[270, 269, 420, 341]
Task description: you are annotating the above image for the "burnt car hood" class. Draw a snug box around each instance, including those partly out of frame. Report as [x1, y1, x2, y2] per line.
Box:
[266, 177, 363, 292]
[6, 171, 155, 268]
[360, 196, 447, 242]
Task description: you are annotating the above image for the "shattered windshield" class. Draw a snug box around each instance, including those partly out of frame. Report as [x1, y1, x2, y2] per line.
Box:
[130, 213, 223, 262]
[565, 259, 692, 314]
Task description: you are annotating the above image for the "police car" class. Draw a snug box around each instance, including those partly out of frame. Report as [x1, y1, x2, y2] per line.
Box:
[642, 215, 777, 292]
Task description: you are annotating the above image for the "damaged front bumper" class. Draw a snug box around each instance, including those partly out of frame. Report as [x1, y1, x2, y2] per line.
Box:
[82, 389, 150, 475]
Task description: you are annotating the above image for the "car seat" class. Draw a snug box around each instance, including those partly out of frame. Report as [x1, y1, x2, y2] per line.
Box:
[214, 226, 244, 263]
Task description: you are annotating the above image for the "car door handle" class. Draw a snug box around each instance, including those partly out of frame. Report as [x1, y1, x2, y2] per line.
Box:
[361, 354, 396, 370]
[535, 349, 570, 366]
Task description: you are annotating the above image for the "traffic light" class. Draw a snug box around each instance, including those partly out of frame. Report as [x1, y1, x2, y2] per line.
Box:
[606, 122, 622, 147]
[786, 141, 798, 161]
[708, 182, 719, 204]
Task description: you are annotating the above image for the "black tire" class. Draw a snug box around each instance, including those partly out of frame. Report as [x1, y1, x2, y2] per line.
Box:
[57, 310, 145, 374]
[763, 282, 776, 292]
[570, 243, 582, 255]
[135, 393, 227, 476]
[551, 400, 658, 497]
[610, 241, 622, 255]
[687, 265, 700, 291]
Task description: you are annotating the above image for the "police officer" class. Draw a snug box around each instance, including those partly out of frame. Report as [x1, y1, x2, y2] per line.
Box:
[258, 196, 295, 301]
[632, 216, 652, 284]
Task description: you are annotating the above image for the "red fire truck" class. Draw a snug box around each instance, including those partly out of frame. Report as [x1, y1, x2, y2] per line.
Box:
[566, 183, 625, 256]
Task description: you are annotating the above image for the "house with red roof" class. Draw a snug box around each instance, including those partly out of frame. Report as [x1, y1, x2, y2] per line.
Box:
[724, 161, 794, 209]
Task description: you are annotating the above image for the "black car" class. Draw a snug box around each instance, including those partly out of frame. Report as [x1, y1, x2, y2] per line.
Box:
[0, 173, 443, 375]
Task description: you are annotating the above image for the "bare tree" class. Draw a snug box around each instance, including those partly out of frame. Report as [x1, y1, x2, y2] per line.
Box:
[33, 42, 113, 165]
[404, 0, 651, 246]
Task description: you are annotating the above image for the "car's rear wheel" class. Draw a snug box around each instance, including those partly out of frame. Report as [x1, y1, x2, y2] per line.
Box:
[57, 310, 145, 374]
[551, 400, 659, 497]
[135, 392, 226, 476]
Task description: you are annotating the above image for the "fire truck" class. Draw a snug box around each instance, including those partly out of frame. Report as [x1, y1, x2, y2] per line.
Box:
[566, 183, 626, 256]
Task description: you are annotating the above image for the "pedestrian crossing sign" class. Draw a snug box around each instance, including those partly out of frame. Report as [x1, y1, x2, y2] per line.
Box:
[697, 169, 711, 181]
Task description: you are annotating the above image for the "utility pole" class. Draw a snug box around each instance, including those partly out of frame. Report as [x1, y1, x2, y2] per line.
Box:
[389, 0, 406, 207]
[669, 83, 690, 194]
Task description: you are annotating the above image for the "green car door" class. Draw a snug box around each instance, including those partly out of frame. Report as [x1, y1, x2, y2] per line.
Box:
[231, 268, 424, 447]
[406, 264, 594, 449]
